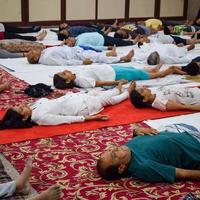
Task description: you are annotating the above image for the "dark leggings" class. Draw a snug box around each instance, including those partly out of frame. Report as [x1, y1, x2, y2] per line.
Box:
[103, 35, 133, 46]
[4, 24, 37, 33]
[4, 32, 37, 41]
[171, 35, 187, 45]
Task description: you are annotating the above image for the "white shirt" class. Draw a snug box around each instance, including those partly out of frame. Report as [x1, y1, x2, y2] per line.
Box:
[133, 43, 190, 64]
[0, 23, 5, 32]
[74, 64, 115, 88]
[148, 34, 174, 44]
[31, 89, 129, 125]
[152, 87, 200, 111]
[39, 46, 84, 66]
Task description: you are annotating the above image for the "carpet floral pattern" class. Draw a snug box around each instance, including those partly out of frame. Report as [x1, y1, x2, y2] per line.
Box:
[0, 67, 79, 110]
[1, 124, 200, 200]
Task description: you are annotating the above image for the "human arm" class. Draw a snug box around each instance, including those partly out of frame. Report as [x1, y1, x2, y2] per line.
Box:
[165, 100, 200, 111]
[95, 79, 128, 87]
[132, 125, 158, 136]
[41, 56, 83, 66]
[175, 168, 200, 181]
[84, 114, 109, 121]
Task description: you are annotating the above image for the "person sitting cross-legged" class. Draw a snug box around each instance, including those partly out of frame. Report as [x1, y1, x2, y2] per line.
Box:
[53, 62, 186, 89]
[26, 45, 133, 66]
[97, 125, 200, 183]
[129, 81, 200, 111]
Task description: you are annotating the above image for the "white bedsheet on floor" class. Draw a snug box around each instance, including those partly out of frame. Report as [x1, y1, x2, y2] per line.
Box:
[145, 113, 200, 132]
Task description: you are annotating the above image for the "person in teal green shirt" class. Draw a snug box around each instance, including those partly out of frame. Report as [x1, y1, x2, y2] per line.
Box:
[97, 126, 200, 183]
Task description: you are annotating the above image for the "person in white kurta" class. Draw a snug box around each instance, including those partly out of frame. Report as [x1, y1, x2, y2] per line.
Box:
[26, 45, 133, 65]
[0, 82, 134, 129]
[30, 87, 129, 125]
[133, 43, 193, 64]
[130, 83, 200, 111]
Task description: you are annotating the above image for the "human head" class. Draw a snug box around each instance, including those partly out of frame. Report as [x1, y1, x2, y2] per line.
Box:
[138, 35, 150, 43]
[59, 23, 68, 31]
[0, 106, 35, 129]
[129, 87, 152, 108]
[163, 26, 173, 35]
[53, 70, 76, 89]
[57, 29, 69, 41]
[147, 51, 160, 65]
[65, 37, 76, 47]
[182, 62, 200, 76]
[26, 49, 42, 64]
[97, 145, 131, 181]
[114, 30, 129, 39]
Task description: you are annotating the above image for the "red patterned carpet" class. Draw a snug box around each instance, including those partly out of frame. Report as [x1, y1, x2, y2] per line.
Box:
[0, 67, 79, 110]
[1, 124, 199, 200]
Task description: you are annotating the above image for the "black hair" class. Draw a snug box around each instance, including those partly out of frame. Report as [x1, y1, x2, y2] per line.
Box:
[138, 41, 143, 48]
[114, 32, 125, 39]
[57, 32, 69, 41]
[97, 158, 130, 181]
[147, 51, 160, 65]
[163, 26, 171, 35]
[0, 108, 36, 130]
[129, 90, 152, 108]
[53, 74, 74, 89]
[28, 57, 39, 64]
[182, 62, 200, 76]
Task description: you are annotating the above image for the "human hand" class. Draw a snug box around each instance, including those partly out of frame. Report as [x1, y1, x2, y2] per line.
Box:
[84, 114, 109, 121]
[128, 81, 136, 94]
[133, 127, 158, 136]
[83, 59, 93, 65]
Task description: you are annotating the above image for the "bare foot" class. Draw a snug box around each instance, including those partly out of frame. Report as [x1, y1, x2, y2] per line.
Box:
[120, 49, 134, 62]
[16, 157, 33, 194]
[0, 81, 11, 92]
[36, 30, 47, 41]
[187, 44, 195, 51]
[112, 19, 118, 28]
[28, 185, 61, 200]
[106, 45, 117, 57]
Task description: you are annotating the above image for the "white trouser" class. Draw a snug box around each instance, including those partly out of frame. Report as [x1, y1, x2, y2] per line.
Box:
[94, 88, 129, 107]
[77, 50, 121, 64]
[0, 181, 16, 198]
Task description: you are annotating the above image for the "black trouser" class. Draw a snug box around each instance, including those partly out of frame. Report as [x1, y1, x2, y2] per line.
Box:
[192, 56, 200, 62]
[171, 35, 187, 45]
[4, 24, 36, 33]
[103, 35, 133, 46]
[4, 32, 37, 41]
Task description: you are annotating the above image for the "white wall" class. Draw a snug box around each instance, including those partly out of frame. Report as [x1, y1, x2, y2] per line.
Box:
[0, 0, 21, 22]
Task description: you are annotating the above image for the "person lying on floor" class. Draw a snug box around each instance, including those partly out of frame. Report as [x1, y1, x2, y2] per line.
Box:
[26, 45, 133, 65]
[0, 81, 135, 129]
[138, 33, 200, 46]
[0, 157, 61, 200]
[0, 22, 47, 41]
[97, 125, 200, 183]
[134, 43, 195, 65]
[53, 62, 185, 89]
[0, 75, 11, 92]
[63, 32, 138, 51]
[129, 81, 200, 111]
[0, 39, 45, 58]
[163, 24, 200, 37]
[181, 56, 200, 76]
[57, 23, 112, 40]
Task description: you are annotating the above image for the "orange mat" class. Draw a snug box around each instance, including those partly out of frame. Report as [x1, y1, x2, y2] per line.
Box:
[0, 100, 192, 145]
